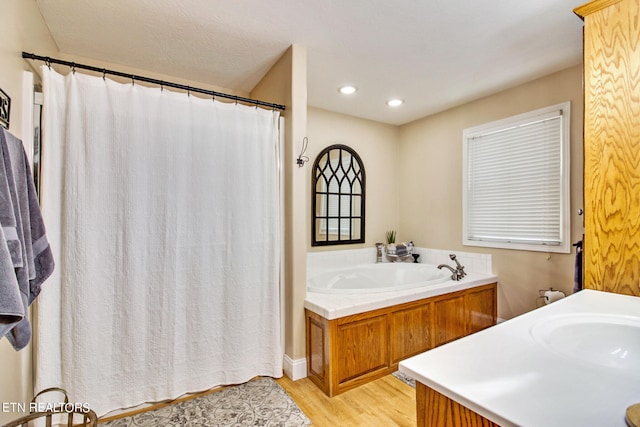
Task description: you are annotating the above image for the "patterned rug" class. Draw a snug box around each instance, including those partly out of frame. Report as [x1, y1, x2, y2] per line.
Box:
[102, 377, 311, 427]
[392, 371, 416, 388]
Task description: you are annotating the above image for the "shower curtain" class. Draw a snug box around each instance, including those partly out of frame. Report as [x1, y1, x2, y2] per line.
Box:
[34, 67, 282, 416]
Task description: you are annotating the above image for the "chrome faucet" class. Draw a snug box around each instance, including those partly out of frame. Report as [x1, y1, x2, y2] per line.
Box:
[437, 254, 466, 281]
[375, 243, 384, 263]
[449, 254, 466, 277]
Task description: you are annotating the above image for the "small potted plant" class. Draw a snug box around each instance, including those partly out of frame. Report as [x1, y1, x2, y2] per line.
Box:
[385, 230, 396, 255]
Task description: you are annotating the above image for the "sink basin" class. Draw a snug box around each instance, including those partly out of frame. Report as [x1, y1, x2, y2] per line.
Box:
[530, 313, 640, 370]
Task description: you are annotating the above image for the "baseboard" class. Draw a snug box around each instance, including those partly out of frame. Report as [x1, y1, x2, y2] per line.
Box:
[283, 354, 306, 381]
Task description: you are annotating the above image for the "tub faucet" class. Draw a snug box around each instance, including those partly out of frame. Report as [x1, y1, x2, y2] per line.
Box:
[375, 243, 384, 263]
[449, 254, 466, 278]
[437, 254, 466, 281]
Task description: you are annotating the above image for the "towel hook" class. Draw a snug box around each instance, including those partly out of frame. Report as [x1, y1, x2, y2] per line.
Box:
[296, 137, 309, 167]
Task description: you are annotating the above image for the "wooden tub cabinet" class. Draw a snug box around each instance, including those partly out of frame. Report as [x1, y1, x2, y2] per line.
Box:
[305, 282, 497, 396]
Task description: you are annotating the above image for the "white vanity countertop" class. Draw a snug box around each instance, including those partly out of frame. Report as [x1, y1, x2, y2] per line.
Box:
[304, 272, 498, 320]
[399, 289, 640, 427]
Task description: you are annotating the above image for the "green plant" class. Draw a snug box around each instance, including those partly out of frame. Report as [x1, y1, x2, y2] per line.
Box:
[385, 230, 396, 244]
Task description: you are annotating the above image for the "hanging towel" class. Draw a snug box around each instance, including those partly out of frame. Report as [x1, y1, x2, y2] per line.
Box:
[0, 216, 24, 337]
[573, 240, 583, 293]
[0, 127, 54, 350]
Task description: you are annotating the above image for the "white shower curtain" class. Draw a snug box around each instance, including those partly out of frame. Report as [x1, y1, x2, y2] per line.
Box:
[35, 67, 283, 416]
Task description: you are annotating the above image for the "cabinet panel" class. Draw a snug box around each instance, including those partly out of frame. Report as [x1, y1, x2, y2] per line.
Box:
[434, 295, 466, 346]
[579, 0, 640, 296]
[390, 303, 432, 364]
[416, 382, 499, 427]
[307, 316, 326, 378]
[305, 283, 497, 396]
[467, 286, 497, 334]
[336, 315, 388, 384]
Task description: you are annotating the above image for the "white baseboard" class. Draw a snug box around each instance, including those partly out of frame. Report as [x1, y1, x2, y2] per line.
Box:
[283, 354, 306, 381]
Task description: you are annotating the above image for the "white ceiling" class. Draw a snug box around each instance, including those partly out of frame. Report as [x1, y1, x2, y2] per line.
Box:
[35, 0, 586, 125]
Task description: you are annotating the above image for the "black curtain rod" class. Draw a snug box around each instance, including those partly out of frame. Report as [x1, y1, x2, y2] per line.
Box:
[22, 52, 286, 111]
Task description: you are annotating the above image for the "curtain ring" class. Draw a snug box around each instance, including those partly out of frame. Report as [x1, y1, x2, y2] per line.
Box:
[102, 69, 106, 81]
[187, 86, 190, 97]
[131, 75, 135, 86]
[45, 58, 51, 69]
[71, 62, 76, 74]
[160, 81, 164, 92]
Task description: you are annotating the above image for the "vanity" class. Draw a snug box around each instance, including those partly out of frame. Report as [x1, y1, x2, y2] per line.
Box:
[399, 290, 640, 426]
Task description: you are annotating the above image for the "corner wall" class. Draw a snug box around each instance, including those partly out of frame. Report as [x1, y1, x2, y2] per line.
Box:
[398, 65, 584, 320]
[251, 45, 308, 377]
[306, 108, 401, 250]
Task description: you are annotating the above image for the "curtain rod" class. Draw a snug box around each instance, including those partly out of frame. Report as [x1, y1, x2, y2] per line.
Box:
[22, 52, 286, 111]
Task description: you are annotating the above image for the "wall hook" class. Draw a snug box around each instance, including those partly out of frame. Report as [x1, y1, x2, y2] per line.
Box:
[297, 137, 309, 167]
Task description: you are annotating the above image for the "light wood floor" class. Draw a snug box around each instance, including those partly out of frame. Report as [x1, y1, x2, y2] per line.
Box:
[276, 375, 416, 427]
[98, 374, 416, 426]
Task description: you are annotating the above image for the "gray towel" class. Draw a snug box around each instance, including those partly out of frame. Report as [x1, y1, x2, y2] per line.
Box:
[0, 128, 54, 350]
[0, 223, 24, 336]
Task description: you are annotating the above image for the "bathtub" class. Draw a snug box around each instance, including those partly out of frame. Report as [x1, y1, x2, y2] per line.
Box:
[307, 263, 451, 294]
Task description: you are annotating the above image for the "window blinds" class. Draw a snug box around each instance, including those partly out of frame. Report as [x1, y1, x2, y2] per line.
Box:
[465, 111, 563, 246]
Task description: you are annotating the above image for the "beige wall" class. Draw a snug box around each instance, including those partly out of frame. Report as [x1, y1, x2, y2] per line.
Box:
[307, 108, 401, 250]
[251, 45, 308, 362]
[0, 1, 58, 423]
[306, 67, 583, 321]
[399, 65, 584, 320]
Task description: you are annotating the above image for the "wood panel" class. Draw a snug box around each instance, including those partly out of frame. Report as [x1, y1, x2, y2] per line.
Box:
[305, 310, 333, 395]
[307, 315, 326, 379]
[416, 382, 499, 427]
[574, 0, 623, 18]
[305, 283, 497, 397]
[336, 315, 389, 384]
[390, 303, 432, 364]
[433, 295, 466, 346]
[466, 286, 497, 334]
[580, 0, 640, 295]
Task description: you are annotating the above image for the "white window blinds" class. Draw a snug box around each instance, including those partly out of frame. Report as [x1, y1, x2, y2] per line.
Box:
[463, 102, 570, 253]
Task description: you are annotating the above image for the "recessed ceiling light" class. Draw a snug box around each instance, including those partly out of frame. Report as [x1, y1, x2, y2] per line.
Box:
[386, 99, 404, 107]
[338, 85, 358, 95]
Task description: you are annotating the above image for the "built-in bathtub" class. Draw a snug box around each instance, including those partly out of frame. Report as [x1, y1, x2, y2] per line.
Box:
[304, 248, 498, 396]
[307, 263, 451, 294]
[305, 248, 496, 320]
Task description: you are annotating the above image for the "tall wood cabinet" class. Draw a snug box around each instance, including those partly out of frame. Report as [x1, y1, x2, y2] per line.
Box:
[575, 0, 640, 296]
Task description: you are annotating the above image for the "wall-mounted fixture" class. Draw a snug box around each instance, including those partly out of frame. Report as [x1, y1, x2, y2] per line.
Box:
[312, 144, 365, 246]
[297, 137, 309, 167]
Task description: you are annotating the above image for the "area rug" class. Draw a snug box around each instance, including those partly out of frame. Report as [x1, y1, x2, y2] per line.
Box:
[102, 377, 311, 427]
[392, 371, 416, 388]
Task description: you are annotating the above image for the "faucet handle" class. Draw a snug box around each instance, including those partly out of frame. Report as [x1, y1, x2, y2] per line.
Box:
[449, 254, 466, 277]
